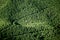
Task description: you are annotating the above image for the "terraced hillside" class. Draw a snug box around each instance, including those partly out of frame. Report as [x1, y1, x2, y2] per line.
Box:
[0, 0, 60, 40]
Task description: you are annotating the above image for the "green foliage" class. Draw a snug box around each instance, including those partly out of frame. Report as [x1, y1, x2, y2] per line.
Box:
[0, 0, 60, 40]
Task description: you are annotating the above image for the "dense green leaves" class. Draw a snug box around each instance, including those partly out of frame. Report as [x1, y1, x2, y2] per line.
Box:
[0, 0, 60, 40]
